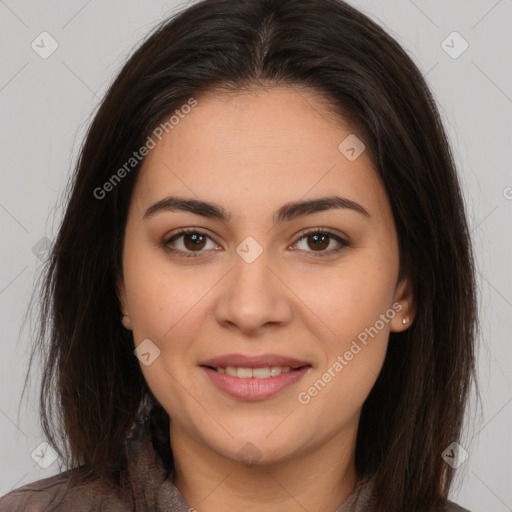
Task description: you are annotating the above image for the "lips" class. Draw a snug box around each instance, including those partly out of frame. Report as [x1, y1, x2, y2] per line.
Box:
[199, 353, 311, 370]
[201, 363, 312, 400]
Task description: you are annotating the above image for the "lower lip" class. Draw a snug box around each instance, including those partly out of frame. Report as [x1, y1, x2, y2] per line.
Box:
[201, 366, 311, 400]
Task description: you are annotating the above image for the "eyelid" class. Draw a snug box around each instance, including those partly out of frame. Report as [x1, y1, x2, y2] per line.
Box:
[163, 226, 349, 258]
[293, 226, 347, 243]
[289, 226, 349, 257]
[162, 227, 220, 250]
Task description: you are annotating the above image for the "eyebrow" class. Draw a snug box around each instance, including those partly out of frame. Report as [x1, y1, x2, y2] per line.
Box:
[143, 195, 370, 225]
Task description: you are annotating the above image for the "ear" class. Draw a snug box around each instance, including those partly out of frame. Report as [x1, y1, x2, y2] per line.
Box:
[390, 276, 415, 333]
[116, 273, 133, 331]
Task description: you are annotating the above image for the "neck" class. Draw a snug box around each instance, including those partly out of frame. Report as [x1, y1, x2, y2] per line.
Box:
[170, 422, 359, 512]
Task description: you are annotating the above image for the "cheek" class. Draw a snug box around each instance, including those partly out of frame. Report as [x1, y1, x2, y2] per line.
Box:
[293, 257, 397, 342]
[293, 257, 395, 403]
[123, 242, 211, 340]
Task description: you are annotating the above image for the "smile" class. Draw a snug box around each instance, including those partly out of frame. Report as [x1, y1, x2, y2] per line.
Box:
[201, 365, 312, 400]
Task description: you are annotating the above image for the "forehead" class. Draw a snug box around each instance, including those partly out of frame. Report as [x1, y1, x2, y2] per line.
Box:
[132, 86, 387, 221]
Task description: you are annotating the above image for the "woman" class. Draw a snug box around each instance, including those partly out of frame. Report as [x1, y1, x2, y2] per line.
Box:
[0, 0, 477, 510]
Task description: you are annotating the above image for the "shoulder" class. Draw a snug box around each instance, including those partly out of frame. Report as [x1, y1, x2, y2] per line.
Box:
[354, 475, 473, 512]
[0, 417, 169, 511]
[0, 467, 131, 512]
[0, 469, 74, 512]
[445, 501, 472, 512]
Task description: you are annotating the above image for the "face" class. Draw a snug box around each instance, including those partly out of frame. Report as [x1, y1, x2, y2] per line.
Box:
[117, 86, 414, 468]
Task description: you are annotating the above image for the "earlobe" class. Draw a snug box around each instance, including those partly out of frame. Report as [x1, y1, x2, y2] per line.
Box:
[116, 274, 133, 331]
[121, 314, 133, 330]
[391, 276, 415, 333]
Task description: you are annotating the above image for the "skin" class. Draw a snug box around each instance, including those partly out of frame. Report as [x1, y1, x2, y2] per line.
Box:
[117, 86, 415, 512]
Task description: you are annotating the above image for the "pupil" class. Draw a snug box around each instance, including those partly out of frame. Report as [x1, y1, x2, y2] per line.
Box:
[310, 233, 328, 250]
[182, 233, 330, 252]
[185, 233, 205, 250]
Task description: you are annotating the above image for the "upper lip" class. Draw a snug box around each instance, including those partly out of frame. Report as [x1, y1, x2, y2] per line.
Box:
[200, 353, 311, 369]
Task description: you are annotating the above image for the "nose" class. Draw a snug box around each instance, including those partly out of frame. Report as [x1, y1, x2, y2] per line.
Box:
[213, 245, 293, 335]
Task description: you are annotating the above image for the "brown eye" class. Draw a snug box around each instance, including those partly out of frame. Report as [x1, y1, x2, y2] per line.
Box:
[305, 232, 330, 251]
[181, 232, 207, 251]
[163, 227, 348, 259]
[292, 228, 348, 257]
[164, 229, 218, 258]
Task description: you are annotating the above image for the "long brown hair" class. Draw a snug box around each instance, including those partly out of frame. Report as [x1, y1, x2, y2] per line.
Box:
[22, 1, 478, 510]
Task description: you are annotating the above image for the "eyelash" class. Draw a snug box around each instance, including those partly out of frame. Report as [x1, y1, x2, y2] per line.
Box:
[162, 227, 349, 259]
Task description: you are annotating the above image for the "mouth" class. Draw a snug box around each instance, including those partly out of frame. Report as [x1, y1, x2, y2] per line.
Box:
[201, 365, 311, 378]
[199, 353, 311, 371]
[199, 354, 312, 400]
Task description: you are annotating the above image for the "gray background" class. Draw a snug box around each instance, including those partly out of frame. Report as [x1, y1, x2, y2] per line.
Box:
[0, 1, 511, 510]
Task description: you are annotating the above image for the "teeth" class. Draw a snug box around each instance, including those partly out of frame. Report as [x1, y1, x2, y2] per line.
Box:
[219, 366, 293, 378]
